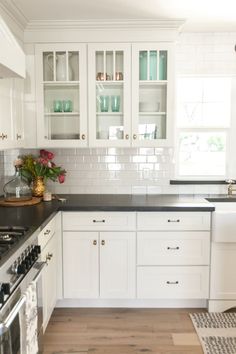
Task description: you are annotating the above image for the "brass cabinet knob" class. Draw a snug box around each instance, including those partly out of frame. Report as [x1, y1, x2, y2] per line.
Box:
[125, 134, 129, 140]
[133, 134, 137, 140]
[0, 133, 7, 140]
[101, 240, 105, 246]
[16, 134, 22, 140]
[44, 229, 51, 236]
[93, 240, 97, 245]
[46, 253, 53, 263]
[81, 134, 86, 140]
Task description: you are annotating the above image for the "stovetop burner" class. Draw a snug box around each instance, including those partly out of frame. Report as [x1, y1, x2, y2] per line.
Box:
[0, 227, 29, 257]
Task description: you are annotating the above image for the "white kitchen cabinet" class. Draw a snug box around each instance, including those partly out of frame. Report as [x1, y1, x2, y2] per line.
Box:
[62, 212, 136, 299]
[137, 211, 211, 299]
[137, 231, 210, 266]
[35, 43, 87, 147]
[100, 232, 135, 298]
[88, 43, 131, 147]
[0, 78, 25, 149]
[12, 79, 25, 147]
[132, 43, 174, 146]
[0, 79, 14, 149]
[63, 231, 99, 299]
[137, 266, 209, 299]
[38, 214, 58, 332]
[210, 243, 236, 300]
[41, 232, 57, 331]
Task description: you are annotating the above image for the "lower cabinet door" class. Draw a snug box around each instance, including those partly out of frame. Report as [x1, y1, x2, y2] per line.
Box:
[100, 232, 136, 299]
[63, 231, 99, 298]
[137, 266, 209, 299]
[210, 243, 236, 299]
[42, 234, 57, 331]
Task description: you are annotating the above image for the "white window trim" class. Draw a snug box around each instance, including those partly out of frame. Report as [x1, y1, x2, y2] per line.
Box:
[174, 75, 233, 180]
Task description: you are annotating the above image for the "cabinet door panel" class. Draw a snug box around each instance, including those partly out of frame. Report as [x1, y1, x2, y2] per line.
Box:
[137, 231, 210, 266]
[137, 266, 209, 299]
[63, 231, 99, 298]
[100, 232, 135, 299]
[41, 234, 57, 331]
[210, 243, 236, 299]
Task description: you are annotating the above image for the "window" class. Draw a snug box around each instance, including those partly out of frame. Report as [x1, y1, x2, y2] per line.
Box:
[176, 77, 231, 178]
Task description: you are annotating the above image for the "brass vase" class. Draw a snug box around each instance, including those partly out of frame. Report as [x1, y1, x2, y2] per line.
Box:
[32, 176, 45, 197]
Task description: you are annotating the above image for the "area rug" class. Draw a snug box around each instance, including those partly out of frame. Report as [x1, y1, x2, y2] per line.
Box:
[190, 313, 236, 354]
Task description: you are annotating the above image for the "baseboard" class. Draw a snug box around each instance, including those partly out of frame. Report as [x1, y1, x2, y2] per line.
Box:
[208, 300, 236, 312]
[56, 298, 207, 308]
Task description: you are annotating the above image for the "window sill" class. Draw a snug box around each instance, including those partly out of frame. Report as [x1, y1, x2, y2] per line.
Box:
[170, 180, 233, 185]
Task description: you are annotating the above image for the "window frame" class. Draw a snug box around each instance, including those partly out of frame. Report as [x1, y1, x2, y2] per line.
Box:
[175, 75, 232, 180]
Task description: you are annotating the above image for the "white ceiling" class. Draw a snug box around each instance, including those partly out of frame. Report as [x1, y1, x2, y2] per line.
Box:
[6, 0, 236, 31]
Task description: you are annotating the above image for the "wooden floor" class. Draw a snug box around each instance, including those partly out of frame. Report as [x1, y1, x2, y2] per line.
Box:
[43, 308, 204, 354]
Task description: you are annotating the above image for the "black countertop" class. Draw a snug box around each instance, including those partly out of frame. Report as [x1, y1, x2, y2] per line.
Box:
[0, 194, 216, 230]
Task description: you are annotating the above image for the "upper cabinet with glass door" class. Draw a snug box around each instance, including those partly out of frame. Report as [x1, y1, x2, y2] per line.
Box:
[35, 44, 87, 147]
[88, 44, 131, 147]
[132, 43, 174, 146]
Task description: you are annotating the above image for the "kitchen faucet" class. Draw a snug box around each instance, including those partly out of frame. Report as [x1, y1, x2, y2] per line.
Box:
[226, 179, 236, 195]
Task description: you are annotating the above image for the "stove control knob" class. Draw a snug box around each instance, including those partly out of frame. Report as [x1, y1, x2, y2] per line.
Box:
[34, 245, 41, 255]
[17, 263, 26, 274]
[0, 290, 4, 304]
[25, 256, 32, 267]
[1, 283, 10, 295]
[30, 251, 37, 261]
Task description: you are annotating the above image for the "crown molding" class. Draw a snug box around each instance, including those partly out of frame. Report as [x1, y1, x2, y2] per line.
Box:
[0, 0, 28, 31]
[25, 19, 185, 32]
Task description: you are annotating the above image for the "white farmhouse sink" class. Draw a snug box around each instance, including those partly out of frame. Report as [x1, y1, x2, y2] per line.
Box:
[212, 202, 236, 242]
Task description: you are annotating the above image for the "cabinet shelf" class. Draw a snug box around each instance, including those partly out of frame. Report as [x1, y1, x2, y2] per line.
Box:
[96, 80, 124, 85]
[44, 112, 80, 116]
[139, 112, 166, 115]
[96, 112, 123, 116]
[139, 80, 167, 85]
[43, 81, 80, 86]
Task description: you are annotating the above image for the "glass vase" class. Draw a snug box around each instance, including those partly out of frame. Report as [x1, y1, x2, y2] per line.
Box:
[3, 166, 32, 202]
[32, 176, 45, 197]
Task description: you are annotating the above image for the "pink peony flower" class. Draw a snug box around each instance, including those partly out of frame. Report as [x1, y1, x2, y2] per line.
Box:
[40, 149, 54, 160]
[58, 173, 65, 184]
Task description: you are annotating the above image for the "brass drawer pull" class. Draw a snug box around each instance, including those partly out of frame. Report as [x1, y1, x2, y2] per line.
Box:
[125, 134, 129, 140]
[16, 134, 22, 140]
[93, 219, 105, 223]
[44, 229, 51, 236]
[133, 134, 137, 140]
[93, 240, 97, 246]
[46, 253, 53, 263]
[101, 240, 105, 246]
[167, 246, 180, 250]
[166, 281, 179, 285]
[167, 219, 180, 223]
[81, 134, 86, 140]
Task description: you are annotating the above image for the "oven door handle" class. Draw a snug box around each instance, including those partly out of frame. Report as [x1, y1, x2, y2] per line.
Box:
[0, 261, 47, 335]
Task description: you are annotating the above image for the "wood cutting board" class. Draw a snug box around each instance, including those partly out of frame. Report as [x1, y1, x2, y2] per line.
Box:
[0, 197, 41, 207]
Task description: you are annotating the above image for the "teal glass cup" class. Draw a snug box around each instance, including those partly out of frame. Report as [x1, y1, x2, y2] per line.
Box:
[53, 100, 63, 112]
[100, 96, 109, 112]
[63, 100, 73, 112]
[111, 95, 120, 112]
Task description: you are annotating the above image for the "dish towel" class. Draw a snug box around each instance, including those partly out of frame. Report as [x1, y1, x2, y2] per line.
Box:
[24, 282, 39, 354]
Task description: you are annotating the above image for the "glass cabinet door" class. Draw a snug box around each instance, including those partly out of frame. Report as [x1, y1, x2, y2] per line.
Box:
[88, 44, 131, 147]
[36, 44, 87, 147]
[132, 44, 173, 146]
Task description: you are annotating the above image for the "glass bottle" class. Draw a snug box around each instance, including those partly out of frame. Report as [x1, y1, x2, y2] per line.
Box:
[3, 166, 32, 202]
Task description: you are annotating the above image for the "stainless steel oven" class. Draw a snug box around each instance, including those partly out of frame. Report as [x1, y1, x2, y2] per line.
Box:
[0, 227, 45, 354]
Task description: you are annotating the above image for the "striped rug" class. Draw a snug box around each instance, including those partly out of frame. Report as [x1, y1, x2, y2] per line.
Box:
[190, 313, 236, 354]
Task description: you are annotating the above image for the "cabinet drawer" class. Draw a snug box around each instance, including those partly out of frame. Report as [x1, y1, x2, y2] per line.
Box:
[63, 212, 136, 231]
[137, 231, 210, 266]
[137, 266, 209, 299]
[137, 212, 210, 231]
[38, 217, 56, 249]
